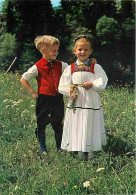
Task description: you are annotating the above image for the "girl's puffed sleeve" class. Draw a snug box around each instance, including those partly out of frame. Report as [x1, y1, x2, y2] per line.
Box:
[62, 61, 68, 72]
[92, 64, 108, 91]
[58, 65, 72, 97]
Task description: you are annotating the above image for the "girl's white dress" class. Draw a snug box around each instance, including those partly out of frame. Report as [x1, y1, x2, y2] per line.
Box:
[58, 59, 108, 152]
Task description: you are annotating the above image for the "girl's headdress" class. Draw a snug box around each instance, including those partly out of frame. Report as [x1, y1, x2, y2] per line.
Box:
[74, 35, 90, 43]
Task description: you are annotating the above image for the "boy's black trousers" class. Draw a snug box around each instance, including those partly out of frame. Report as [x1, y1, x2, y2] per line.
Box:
[35, 94, 64, 152]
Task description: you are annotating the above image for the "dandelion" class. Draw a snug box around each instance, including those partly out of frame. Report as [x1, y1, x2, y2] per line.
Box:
[96, 167, 105, 172]
[83, 181, 90, 188]
[4, 92, 9, 96]
[74, 185, 77, 188]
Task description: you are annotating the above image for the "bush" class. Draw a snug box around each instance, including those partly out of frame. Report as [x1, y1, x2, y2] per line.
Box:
[0, 33, 17, 71]
[96, 15, 121, 45]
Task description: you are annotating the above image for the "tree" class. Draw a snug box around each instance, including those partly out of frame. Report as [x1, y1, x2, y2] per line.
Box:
[1, 0, 55, 70]
[14, 0, 55, 43]
[0, 33, 17, 71]
[96, 15, 121, 46]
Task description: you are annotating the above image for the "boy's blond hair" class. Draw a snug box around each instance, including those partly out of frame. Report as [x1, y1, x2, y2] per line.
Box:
[34, 35, 60, 54]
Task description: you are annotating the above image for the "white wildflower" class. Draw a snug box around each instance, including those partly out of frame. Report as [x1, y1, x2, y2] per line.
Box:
[3, 99, 8, 102]
[83, 181, 90, 188]
[96, 167, 105, 172]
[23, 109, 29, 114]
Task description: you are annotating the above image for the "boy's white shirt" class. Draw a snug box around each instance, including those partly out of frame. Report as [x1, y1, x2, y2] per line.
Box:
[22, 62, 68, 81]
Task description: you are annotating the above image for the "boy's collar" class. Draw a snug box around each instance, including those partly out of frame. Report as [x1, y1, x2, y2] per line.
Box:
[42, 57, 48, 63]
[42, 57, 55, 64]
[76, 58, 90, 65]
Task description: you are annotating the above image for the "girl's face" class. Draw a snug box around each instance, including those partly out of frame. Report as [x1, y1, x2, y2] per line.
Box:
[74, 42, 92, 63]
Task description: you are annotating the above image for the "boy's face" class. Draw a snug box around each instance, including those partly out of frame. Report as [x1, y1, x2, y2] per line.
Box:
[43, 44, 59, 60]
[74, 42, 92, 63]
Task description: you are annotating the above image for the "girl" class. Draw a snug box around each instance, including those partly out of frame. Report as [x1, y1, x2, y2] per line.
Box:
[58, 35, 108, 160]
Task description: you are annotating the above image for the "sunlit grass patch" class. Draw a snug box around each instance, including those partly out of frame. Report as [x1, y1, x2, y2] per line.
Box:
[0, 72, 135, 194]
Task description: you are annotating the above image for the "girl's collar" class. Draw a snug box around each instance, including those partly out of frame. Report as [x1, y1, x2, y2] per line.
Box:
[76, 58, 90, 65]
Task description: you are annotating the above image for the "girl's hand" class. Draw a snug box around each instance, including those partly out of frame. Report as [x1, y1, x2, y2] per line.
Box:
[90, 58, 97, 64]
[70, 94, 77, 100]
[31, 92, 38, 100]
[83, 82, 93, 90]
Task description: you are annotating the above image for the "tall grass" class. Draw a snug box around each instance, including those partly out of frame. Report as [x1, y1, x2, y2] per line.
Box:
[0, 72, 135, 195]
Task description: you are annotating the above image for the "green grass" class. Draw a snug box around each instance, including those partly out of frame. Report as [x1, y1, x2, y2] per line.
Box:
[0, 71, 135, 195]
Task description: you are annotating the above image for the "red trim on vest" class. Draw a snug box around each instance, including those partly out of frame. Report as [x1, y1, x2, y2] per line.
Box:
[35, 58, 62, 95]
[71, 62, 95, 74]
[90, 63, 95, 74]
[71, 62, 76, 74]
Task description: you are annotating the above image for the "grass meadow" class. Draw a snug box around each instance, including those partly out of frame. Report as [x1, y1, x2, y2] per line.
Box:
[0, 71, 135, 195]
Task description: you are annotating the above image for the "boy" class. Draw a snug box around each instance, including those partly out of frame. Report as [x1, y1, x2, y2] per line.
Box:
[20, 35, 68, 158]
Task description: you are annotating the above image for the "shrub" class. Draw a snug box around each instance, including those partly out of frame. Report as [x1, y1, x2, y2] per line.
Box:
[0, 33, 17, 71]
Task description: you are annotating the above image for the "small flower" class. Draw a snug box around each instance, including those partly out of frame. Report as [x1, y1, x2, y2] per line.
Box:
[52, 184, 55, 186]
[63, 182, 67, 185]
[96, 167, 105, 172]
[15, 185, 19, 190]
[23, 109, 29, 114]
[4, 183, 9, 187]
[83, 181, 90, 188]
[3, 99, 8, 102]
[66, 165, 70, 169]
[74, 185, 77, 188]
[90, 178, 97, 183]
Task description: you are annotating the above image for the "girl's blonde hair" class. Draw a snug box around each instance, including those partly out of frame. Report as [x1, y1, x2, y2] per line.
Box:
[34, 35, 60, 54]
[73, 35, 92, 50]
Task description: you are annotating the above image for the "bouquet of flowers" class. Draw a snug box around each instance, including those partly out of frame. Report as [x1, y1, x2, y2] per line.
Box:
[69, 85, 79, 113]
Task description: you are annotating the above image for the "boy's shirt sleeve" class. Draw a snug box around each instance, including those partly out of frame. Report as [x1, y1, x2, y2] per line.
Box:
[61, 62, 69, 72]
[59, 66, 72, 97]
[22, 65, 38, 81]
[92, 64, 108, 91]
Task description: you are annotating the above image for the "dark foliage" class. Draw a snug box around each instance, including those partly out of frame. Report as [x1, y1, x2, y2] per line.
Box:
[0, 0, 135, 84]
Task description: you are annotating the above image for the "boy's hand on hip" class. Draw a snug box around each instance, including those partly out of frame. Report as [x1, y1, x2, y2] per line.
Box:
[83, 82, 93, 90]
[32, 92, 38, 100]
